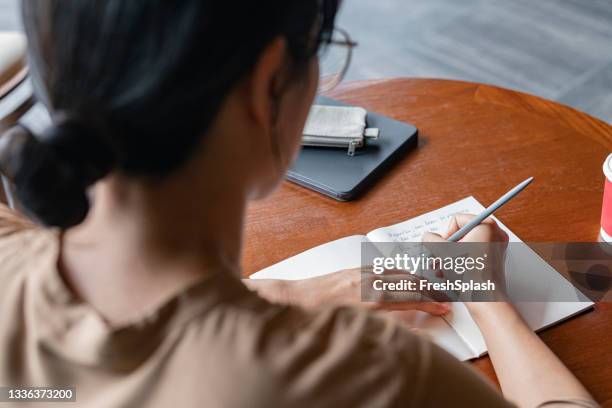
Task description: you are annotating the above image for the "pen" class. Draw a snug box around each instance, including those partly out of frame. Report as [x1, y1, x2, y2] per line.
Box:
[447, 177, 534, 242]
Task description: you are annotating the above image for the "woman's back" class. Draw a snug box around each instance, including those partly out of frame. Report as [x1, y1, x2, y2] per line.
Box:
[0, 206, 511, 408]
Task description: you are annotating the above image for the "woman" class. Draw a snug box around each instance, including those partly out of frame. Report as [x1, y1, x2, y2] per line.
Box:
[0, 1, 598, 407]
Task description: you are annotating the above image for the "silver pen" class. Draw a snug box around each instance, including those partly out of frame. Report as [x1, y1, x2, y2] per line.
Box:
[447, 177, 534, 242]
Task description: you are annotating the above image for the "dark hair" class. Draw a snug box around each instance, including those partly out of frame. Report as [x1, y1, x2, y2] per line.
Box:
[0, 0, 339, 228]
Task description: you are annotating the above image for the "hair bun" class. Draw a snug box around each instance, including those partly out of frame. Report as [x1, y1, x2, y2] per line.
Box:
[0, 121, 116, 228]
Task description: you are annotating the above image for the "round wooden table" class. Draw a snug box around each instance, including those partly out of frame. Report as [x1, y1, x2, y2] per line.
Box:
[242, 78, 612, 404]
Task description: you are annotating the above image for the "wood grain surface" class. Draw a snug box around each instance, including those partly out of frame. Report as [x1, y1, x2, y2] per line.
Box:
[242, 78, 612, 404]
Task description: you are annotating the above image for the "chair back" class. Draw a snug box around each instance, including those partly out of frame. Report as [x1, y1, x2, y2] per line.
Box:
[0, 32, 33, 127]
[0, 32, 34, 207]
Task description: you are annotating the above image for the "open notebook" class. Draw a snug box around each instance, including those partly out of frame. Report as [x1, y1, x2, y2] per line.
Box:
[250, 197, 593, 361]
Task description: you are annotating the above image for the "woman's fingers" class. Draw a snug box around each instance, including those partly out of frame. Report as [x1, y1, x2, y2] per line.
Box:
[452, 213, 495, 227]
[441, 214, 497, 239]
[368, 269, 452, 302]
[378, 301, 451, 315]
[445, 215, 461, 238]
[278, 267, 454, 315]
[421, 231, 447, 243]
[415, 301, 452, 315]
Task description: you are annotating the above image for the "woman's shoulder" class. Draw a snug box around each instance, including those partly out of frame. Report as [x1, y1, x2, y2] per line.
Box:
[0, 202, 36, 235]
[185, 284, 424, 355]
[0, 203, 56, 282]
[174, 286, 514, 407]
[177, 292, 430, 407]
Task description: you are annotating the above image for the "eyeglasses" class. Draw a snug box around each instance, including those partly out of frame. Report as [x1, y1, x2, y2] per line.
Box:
[317, 27, 357, 93]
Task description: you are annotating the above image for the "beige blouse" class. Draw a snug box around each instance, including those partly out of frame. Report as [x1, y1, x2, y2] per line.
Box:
[0, 203, 592, 408]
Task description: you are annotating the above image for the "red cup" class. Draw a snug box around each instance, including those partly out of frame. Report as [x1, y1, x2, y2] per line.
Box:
[600, 154, 612, 242]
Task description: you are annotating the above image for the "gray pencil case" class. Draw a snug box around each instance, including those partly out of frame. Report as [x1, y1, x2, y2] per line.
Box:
[302, 105, 379, 156]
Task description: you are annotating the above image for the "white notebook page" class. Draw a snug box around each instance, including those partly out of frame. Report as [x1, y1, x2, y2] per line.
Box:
[251, 197, 593, 360]
[367, 196, 593, 356]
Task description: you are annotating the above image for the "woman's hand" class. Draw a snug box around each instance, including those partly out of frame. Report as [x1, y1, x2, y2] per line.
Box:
[245, 268, 452, 316]
[247, 214, 510, 318]
[424, 216, 596, 407]
[422, 214, 512, 317]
